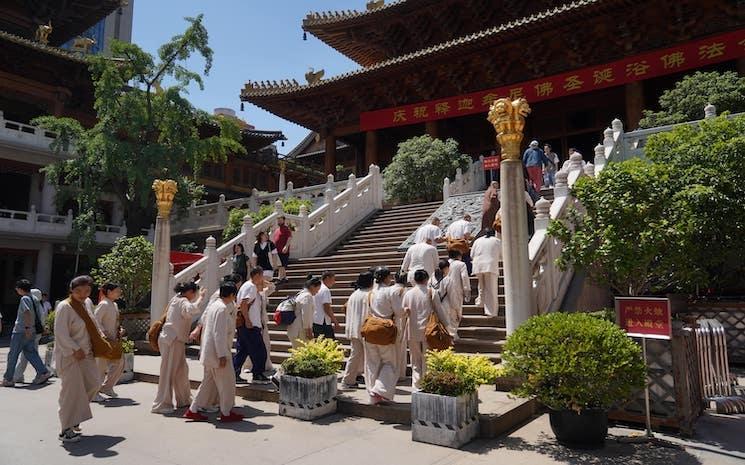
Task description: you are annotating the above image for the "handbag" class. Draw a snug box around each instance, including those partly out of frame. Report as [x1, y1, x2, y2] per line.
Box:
[446, 237, 470, 255]
[361, 292, 397, 345]
[27, 296, 45, 334]
[147, 302, 170, 353]
[67, 297, 114, 358]
[424, 289, 453, 351]
[273, 295, 298, 327]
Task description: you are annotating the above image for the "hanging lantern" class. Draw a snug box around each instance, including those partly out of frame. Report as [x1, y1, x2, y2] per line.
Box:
[240, 102, 244, 111]
[303, 31, 307, 41]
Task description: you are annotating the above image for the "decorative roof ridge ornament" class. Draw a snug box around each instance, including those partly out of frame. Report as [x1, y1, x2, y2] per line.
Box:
[71, 36, 96, 55]
[487, 98, 531, 161]
[152, 179, 178, 218]
[305, 67, 325, 85]
[367, 0, 385, 11]
[34, 21, 52, 45]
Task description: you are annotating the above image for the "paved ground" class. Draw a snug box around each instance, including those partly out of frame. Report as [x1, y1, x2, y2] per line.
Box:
[2, 342, 745, 465]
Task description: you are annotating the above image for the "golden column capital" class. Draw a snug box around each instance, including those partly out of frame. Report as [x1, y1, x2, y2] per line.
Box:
[487, 98, 531, 161]
[152, 179, 178, 217]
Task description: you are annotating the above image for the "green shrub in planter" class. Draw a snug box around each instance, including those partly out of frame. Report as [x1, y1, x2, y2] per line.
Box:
[502, 312, 645, 411]
[281, 336, 344, 378]
[420, 348, 502, 396]
[121, 337, 135, 354]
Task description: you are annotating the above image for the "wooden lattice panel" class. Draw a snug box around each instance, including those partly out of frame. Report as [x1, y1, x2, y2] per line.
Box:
[684, 304, 745, 363]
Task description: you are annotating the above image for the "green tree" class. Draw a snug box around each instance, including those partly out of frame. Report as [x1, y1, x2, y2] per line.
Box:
[383, 135, 471, 203]
[33, 15, 244, 248]
[91, 236, 154, 309]
[639, 71, 745, 128]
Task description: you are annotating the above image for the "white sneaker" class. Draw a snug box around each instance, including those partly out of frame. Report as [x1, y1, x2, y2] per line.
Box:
[93, 393, 106, 403]
[100, 388, 118, 398]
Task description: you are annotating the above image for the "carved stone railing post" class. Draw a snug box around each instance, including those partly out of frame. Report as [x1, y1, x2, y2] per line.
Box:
[704, 103, 717, 119]
[554, 171, 569, 198]
[533, 197, 552, 232]
[325, 178, 336, 233]
[347, 173, 357, 197]
[297, 204, 310, 257]
[241, 214, 254, 251]
[443, 177, 451, 201]
[249, 188, 259, 211]
[285, 181, 294, 200]
[217, 194, 227, 224]
[584, 162, 596, 178]
[203, 236, 218, 298]
[594, 143, 607, 174]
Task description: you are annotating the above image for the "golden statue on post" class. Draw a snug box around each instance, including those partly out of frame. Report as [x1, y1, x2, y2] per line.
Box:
[487, 98, 531, 160]
[152, 179, 178, 218]
[35, 21, 53, 45]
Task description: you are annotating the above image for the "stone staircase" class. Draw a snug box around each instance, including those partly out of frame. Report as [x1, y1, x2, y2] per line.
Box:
[264, 201, 506, 366]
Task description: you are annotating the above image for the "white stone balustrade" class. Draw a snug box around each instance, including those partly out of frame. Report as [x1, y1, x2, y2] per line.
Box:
[171, 178, 349, 235]
[0, 206, 126, 244]
[443, 155, 487, 200]
[172, 166, 383, 290]
[0, 110, 70, 155]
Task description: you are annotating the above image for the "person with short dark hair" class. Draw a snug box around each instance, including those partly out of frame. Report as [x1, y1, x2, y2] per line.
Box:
[54, 275, 102, 443]
[340, 272, 373, 389]
[251, 232, 278, 281]
[288, 276, 322, 348]
[152, 281, 206, 414]
[234, 267, 271, 384]
[94, 283, 124, 398]
[3, 279, 51, 388]
[543, 143, 560, 187]
[185, 282, 244, 422]
[313, 271, 338, 339]
[272, 216, 292, 283]
[402, 270, 445, 390]
[231, 244, 249, 282]
[446, 249, 470, 341]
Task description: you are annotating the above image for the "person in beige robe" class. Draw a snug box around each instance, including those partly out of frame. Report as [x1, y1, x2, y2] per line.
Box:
[402, 270, 445, 390]
[401, 241, 438, 285]
[152, 282, 206, 414]
[287, 277, 321, 348]
[447, 250, 471, 340]
[341, 273, 372, 388]
[54, 275, 103, 443]
[471, 229, 502, 316]
[366, 273, 404, 404]
[94, 284, 125, 398]
[185, 282, 244, 422]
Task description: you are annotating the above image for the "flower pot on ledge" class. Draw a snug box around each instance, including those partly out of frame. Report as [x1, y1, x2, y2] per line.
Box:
[278, 373, 337, 421]
[119, 352, 135, 384]
[411, 390, 480, 449]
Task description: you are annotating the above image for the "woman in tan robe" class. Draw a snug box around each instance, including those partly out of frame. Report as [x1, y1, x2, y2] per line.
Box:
[151, 282, 205, 414]
[54, 275, 103, 443]
[94, 283, 124, 398]
[481, 181, 500, 234]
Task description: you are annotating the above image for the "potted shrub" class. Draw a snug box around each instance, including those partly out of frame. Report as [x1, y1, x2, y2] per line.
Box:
[43, 311, 56, 374]
[278, 336, 344, 421]
[119, 337, 135, 383]
[502, 312, 646, 448]
[413, 349, 501, 448]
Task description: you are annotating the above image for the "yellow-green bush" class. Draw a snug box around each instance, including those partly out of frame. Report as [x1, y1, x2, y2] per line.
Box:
[421, 348, 502, 396]
[281, 336, 344, 378]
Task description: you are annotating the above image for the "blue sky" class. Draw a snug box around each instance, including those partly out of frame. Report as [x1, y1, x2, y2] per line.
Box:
[132, 0, 360, 153]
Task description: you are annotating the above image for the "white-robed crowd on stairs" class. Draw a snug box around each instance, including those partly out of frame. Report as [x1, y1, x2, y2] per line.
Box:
[3, 213, 501, 443]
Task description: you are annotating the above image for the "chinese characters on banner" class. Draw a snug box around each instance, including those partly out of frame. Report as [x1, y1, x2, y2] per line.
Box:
[482, 156, 500, 170]
[615, 297, 672, 340]
[360, 29, 745, 131]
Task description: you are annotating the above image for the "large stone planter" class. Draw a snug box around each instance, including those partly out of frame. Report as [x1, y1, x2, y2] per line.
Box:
[412, 390, 480, 448]
[119, 353, 135, 384]
[278, 374, 337, 421]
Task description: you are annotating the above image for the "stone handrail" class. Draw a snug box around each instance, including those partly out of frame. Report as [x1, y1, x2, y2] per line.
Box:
[443, 155, 487, 200]
[171, 177, 348, 235]
[0, 205, 125, 244]
[528, 153, 601, 314]
[0, 110, 67, 154]
[172, 165, 383, 295]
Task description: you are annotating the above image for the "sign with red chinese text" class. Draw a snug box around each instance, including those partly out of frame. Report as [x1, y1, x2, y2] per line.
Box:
[483, 156, 500, 170]
[360, 29, 745, 131]
[615, 297, 672, 340]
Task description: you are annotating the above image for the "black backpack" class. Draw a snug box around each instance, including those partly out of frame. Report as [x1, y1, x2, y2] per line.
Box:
[25, 296, 44, 334]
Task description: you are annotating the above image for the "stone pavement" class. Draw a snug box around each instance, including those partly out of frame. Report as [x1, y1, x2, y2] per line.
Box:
[2, 356, 745, 465]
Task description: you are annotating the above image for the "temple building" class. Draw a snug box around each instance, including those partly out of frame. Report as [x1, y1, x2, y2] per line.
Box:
[241, 0, 745, 176]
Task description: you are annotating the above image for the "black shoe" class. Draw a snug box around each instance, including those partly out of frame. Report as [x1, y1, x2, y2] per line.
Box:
[235, 375, 248, 384]
[252, 374, 271, 385]
[356, 375, 365, 385]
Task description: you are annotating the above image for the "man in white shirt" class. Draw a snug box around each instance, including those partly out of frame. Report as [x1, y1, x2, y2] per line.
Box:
[414, 217, 443, 245]
[312, 271, 338, 339]
[401, 241, 438, 285]
[233, 267, 271, 384]
[446, 213, 474, 274]
[185, 282, 244, 423]
[470, 229, 502, 316]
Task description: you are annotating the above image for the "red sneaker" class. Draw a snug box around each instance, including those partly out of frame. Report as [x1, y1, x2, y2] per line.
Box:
[219, 411, 245, 422]
[183, 409, 208, 421]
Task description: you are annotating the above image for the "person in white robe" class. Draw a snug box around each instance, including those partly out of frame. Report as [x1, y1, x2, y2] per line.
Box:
[287, 276, 321, 348]
[94, 283, 125, 398]
[446, 213, 474, 274]
[430, 259, 463, 340]
[402, 270, 445, 390]
[152, 282, 206, 414]
[374, 268, 408, 381]
[470, 229, 502, 316]
[340, 272, 372, 389]
[54, 275, 103, 443]
[365, 272, 404, 404]
[185, 282, 244, 422]
[401, 241, 438, 285]
[447, 249, 471, 339]
[414, 217, 443, 245]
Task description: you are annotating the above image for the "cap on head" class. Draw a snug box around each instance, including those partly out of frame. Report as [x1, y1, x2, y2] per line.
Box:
[530, 140, 539, 147]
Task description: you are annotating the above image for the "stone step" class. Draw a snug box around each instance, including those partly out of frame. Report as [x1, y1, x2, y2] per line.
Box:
[270, 284, 505, 298]
[263, 321, 505, 337]
[294, 250, 405, 263]
[263, 304, 505, 318]
[357, 222, 429, 234]
[362, 212, 433, 225]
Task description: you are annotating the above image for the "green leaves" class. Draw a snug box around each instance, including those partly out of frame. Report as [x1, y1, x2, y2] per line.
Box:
[281, 336, 344, 378]
[639, 71, 745, 128]
[91, 236, 154, 308]
[502, 312, 646, 411]
[383, 135, 471, 203]
[421, 348, 502, 396]
[32, 15, 244, 241]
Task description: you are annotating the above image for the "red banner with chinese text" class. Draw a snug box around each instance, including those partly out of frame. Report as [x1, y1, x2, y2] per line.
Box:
[615, 297, 672, 340]
[483, 156, 500, 170]
[360, 29, 745, 131]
